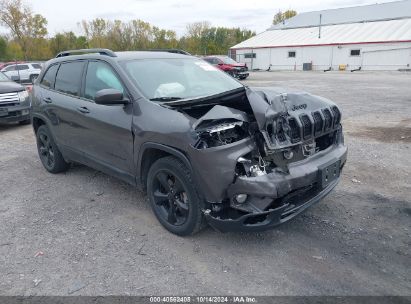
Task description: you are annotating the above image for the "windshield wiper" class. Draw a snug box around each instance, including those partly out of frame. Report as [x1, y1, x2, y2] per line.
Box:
[149, 97, 182, 101]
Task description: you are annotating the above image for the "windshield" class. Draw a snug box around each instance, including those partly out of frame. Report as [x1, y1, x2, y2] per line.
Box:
[221, 57, 238, 65]
[120, 58, 243, 101]
[0, 72, 10, 82]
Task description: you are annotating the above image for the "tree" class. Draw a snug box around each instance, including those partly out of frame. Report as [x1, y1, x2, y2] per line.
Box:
[0, 36, 7, 60]
[49, 31, 88, 56]
[273, 9, 297, 25]
[0, 0, 48, 59]
[181, 21, 255, 55]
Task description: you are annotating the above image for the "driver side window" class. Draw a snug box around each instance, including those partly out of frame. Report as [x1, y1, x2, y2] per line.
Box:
[84, 61, 124, 101]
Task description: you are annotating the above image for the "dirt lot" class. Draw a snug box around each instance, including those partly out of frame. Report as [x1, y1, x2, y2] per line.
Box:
[0, 71, 410, 296]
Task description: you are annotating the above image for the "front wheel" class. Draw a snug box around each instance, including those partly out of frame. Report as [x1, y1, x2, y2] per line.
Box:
[36, 125, 70, 173]
[147, 156, 204, 236]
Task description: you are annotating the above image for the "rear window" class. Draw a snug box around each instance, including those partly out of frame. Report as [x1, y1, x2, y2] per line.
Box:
[54, 61, 85, 96]
[40, 64, 59, 88]
[31, 63, 42, 69]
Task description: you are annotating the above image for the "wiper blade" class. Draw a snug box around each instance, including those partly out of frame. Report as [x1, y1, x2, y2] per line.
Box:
[149, 96, 182, 101]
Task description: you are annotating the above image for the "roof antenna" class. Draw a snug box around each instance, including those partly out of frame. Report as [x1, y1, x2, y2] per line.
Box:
[318, 14, 322, 39]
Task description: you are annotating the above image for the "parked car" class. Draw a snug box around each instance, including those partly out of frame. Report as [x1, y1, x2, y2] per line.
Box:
[0, 61, 25, 70]
[0, 72, 31, 125]
[203, 55, 249, 79]
[31, 48, 347, 236]
[1, 63, 42, 83]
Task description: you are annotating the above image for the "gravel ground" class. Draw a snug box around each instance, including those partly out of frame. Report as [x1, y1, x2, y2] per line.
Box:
[0, 71, 410, 296]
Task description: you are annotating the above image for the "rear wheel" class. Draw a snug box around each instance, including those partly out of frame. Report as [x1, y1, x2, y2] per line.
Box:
[36, 125, 69, 173]
[29, 74, 38, 84]
[147, 156, 204, 236]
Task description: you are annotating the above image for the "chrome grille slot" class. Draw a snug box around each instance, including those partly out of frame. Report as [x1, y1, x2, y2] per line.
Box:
[300, 114, 312, 139]
[312, 111, 323, 135]
[0, 92, 19, 106]
[322, 108, 332, 131]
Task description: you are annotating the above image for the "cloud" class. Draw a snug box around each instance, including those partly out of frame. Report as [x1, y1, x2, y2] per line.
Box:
[96, 11, 137, 20]
[25, 0, 398, 37]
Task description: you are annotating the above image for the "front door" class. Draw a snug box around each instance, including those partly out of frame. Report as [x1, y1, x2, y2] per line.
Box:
[75, 60, 134, 175]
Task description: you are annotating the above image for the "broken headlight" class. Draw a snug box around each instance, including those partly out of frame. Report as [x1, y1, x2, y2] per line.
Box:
[194, 121, 248, 149]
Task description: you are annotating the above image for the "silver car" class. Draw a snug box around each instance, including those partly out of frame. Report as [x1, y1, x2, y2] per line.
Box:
[1, 63, 42, 83]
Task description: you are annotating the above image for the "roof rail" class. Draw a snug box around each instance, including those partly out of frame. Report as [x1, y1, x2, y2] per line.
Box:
[56, 48, 117, 58]
[146, 49, 191, 55]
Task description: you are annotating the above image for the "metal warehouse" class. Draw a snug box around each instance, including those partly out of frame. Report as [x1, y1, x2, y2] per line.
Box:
[230, 0, 411, 71]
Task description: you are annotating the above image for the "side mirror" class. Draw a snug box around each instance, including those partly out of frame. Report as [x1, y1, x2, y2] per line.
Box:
[94, 89, 128, 105]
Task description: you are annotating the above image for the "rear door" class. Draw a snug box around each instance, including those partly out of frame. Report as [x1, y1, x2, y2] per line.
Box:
[16, 64, 30, 81]
[76, 60, 134, 175]
[51, 60, 89, 152]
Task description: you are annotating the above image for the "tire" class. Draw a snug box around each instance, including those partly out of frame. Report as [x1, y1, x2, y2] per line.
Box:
[19, 119, 31, 125]
[147, 156, 204, 236]
[29, 74, 38, 84]
[36, 125, 70, 173]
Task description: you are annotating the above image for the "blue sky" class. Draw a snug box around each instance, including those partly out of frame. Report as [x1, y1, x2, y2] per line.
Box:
[21, 0, 399, 36]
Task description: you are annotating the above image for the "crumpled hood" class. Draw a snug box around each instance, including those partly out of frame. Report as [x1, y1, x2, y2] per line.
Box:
[0, 81, 25, 94]
[246, 87, 337, 130]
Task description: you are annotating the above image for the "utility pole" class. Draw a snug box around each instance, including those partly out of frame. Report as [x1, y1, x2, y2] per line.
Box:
[319, 14, 322, 39]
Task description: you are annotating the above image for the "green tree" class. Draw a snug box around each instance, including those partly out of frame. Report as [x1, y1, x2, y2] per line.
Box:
[273, 9, 297, 25]
[0, 36, 7, 60]
[181, 21, 255, 55]
[0, 0, 48, 59]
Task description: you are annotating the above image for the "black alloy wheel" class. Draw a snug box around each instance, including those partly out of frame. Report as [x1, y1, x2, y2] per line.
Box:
[147, 156, 204, 236]
[152, 170, 189, 226]
[38, 132, 55, 170]
[36, 125, 69, 173]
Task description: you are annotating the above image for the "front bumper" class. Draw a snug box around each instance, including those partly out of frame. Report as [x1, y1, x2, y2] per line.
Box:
[204, 143, 347, 232]
[206, 178, 340, 232]
[0, 104, 31, 124]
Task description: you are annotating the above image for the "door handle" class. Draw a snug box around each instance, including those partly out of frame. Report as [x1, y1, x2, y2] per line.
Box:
[77, 106, 90, 114]
[43, 97, 52, 103]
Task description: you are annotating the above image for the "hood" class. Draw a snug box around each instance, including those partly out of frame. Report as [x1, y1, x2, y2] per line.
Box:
[0, 81, 25, 94]
[246, 87, 337, 130]
[228, 63, 246, 68]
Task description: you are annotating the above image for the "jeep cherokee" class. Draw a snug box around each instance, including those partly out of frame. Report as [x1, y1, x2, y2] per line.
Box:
[31, 48, 347, 236]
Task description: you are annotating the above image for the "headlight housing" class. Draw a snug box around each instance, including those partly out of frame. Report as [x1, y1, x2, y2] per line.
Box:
[18, 90, 29, 102]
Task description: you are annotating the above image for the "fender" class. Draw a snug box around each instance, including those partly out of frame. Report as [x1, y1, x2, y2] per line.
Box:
[31, 112, 58, 143]
[136, 142, 205, 200]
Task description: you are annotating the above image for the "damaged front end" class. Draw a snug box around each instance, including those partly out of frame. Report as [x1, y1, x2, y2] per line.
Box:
[164, 87, 348, 232]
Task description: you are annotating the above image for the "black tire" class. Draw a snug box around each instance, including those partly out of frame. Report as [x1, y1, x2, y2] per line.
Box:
[36, 125, 69, 173]
[19, 119, 31, 125]
[29, 74, 38, 84]
[147, 156, 204, 236]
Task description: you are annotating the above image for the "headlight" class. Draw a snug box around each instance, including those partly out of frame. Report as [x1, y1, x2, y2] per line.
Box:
[18, 90, 29, 102]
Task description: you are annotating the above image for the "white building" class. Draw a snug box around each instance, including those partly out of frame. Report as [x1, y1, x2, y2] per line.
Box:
[230, 0, 411, 71]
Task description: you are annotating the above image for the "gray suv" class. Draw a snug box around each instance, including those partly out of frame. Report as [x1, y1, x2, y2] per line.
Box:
[31, 48, 347, 236]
